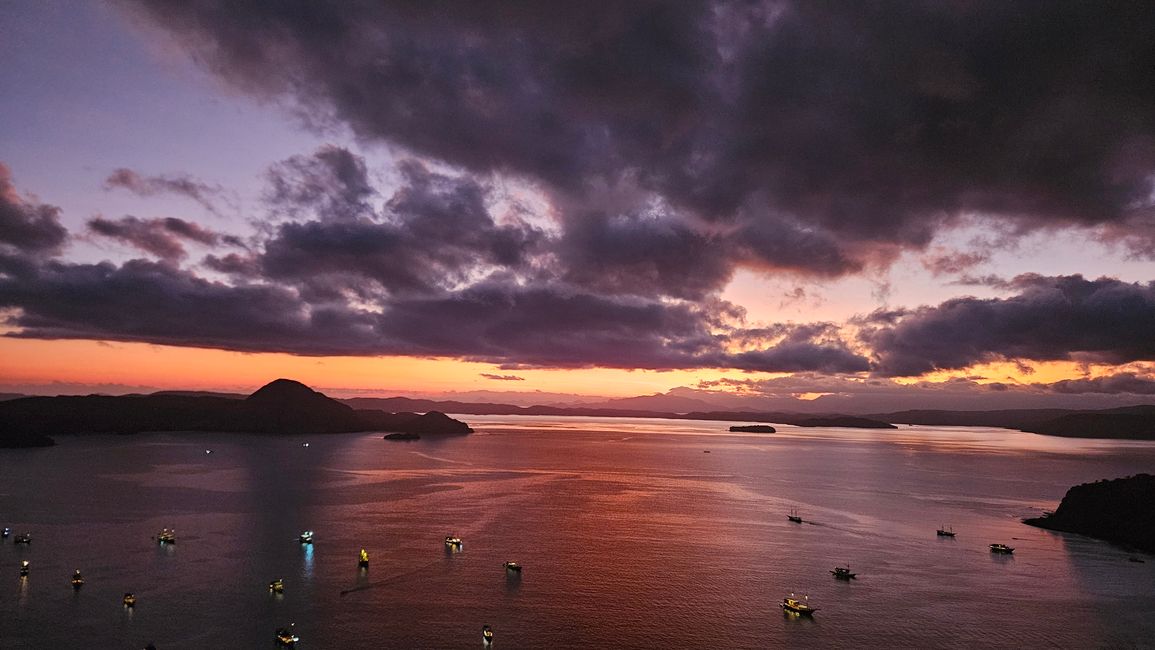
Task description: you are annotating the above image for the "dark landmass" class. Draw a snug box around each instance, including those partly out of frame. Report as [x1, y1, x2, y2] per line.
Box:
[384, 432, 421, 441]
[0, 393, 27, 403]
[1024, 474, 1155, 554]
[0, 431, 56, 448]
[795, 417, 897, 429]
[1018, 407, 1155, 440]
[0, 379, 472, 447]
[876, 405, 1155, 439]
[872, 408, 1078, 429]
[729, 425, 776, 433]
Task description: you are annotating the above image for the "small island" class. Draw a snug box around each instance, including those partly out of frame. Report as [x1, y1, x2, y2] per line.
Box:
[1024, 474, 1155, 554]
[384, 432, 421, 441]
[729, 425, 776, 433]
[795, 417, 897, 429]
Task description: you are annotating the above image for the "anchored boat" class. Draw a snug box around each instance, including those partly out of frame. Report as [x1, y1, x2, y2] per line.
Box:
[787, 508, 802, 524]
[482, 624, 494, 644]
[831, 565, 857, 580]
[936, 525, 956, 537]
[71, 569, 85, 590]
[989, 543, 1015, 554]
[275, 624, 299, 647]
[781, 593, 817, 616]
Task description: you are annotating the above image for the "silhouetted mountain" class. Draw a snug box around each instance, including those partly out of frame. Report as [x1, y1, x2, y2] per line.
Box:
[795, 417, 896, 429]
[151, 390, 245, 399]
[0, 393, 26, 403]
[1025, 474, 1155, 553]
[0, 380, 472, 446]
[577, 393, 728, 413]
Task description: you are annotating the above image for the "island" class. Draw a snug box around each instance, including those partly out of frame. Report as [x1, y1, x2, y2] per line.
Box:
[1024, 474, 1155, 554]
[729, 425, 776, 433]
[795, 417, 897, 429]
[383, 432, 421, 441]
[0, 379, 472, 447]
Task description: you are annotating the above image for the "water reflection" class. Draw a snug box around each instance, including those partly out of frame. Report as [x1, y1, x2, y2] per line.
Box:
[301, 541, 314, 579]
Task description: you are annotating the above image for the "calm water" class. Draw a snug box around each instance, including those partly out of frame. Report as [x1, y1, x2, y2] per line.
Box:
[2, 416, 1154, 649]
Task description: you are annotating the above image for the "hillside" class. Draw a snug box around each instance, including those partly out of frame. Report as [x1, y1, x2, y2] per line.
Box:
[1024, 474, 1155, 553]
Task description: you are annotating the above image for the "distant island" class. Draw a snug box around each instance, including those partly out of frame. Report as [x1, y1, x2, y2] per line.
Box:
[729, 425, 776, 433]
[795, 417, 896, 429]
[1024, 474, 1155, 554]
[0, 379, 472, 447]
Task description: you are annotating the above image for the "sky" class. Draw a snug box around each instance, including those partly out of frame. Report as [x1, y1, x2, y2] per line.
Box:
[1, 1, 1154, 411]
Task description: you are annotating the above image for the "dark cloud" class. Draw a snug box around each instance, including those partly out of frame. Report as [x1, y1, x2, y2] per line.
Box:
[480, 373, 524, 382]
[87, 215, 240, 261]
[1043, 372, 1155, 395]
[0, 163, 68, 254]
[0, 253, 867, 372]
[119, 0, 1155, 267]
[921, 250, 989, 277]
[104, 168, 224, 215]
[0, 258, 381, 355]
[265, 145, 375, 221]
[864, 275, 1155, 376]
[256, 151, 545, 297]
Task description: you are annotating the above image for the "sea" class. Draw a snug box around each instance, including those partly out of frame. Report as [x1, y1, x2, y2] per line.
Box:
[2, 416, 1154, 649]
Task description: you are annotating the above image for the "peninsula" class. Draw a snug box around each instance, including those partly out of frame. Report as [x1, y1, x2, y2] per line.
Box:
[1024, 474, 1155, 554]
[0, 379, 472, 447]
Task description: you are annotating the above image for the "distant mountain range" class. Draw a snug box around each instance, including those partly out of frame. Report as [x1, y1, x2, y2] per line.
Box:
[0, 379, 472, 448]
[4, 383, 1153, 446]
[342, 397, 1155, 439]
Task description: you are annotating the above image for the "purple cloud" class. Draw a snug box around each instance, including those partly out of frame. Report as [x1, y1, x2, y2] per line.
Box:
[0, 163, 68, 254]
[863, 275, 1155, 376]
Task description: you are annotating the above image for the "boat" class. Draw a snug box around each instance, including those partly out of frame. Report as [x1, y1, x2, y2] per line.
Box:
[781, 593, 817, 616]
[269, 578, 285, 593]
[830, 565, 857, 580]
[71, 569, 85, 590]
[787, 508, 802, 523]
[358, 548, 369, 568]
[503, 561, 522, 573]
[936, 525, 956, 537]
[155, 528, 176, 544]
[275, 624, 299, 647]
[989, 543, 1015, 554]
[299, 530, 314, 544]
[19, 560, 29, 576]
[445, 535, 463, 549]
[1, 526, 9, 538]
[14, 532, 31, 544]
[482, 624, 494, 644]
[123, 592, 137, 607]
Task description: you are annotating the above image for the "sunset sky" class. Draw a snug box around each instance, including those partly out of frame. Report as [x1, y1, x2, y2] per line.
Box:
[2, 2, 1154, 411]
